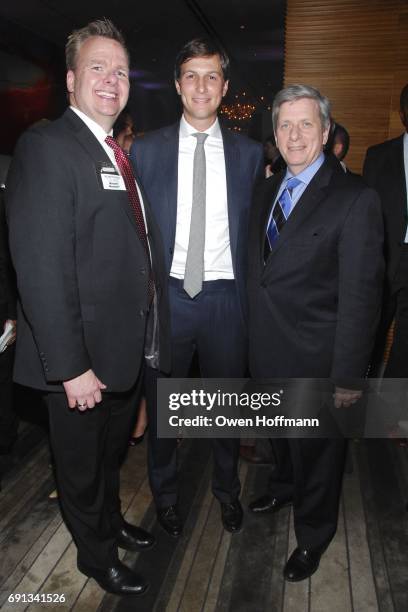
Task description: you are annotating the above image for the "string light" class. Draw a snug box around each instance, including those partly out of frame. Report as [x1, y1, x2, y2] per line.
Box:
[220, 101, 256, 121]
[220, 92, 271, 131]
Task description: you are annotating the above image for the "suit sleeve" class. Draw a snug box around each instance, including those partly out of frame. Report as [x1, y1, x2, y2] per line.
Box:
[362, 147, 379, 188]
[332, 186, 384, 386]
[5, 129, 91, 382]
[253, 144, 265, 183]
[130, 138, 144, 180]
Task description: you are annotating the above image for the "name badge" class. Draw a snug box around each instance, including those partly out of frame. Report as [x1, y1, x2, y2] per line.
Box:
[98, 163, 126, 191]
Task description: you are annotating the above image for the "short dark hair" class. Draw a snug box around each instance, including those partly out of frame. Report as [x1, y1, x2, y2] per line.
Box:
[174, 37, 230, 81]
[331, 123, 350, 160]
[113, 110, 134, 138]
[400, 83, 408, 110]
[66, 18, 128, 71]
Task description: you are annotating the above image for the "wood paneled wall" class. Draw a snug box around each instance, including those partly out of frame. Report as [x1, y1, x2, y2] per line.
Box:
[284, 0, 408, 172]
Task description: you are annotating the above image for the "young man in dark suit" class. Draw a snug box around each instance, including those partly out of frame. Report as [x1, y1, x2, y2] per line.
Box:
[247, 84, 384, 581]
[131, 38, 263, 537]
[6, 19, 170, 596]
[363, 83, 408, 377]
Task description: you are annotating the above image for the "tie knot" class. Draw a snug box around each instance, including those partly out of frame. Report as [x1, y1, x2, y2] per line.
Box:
[286, 176, 302, 191]
[193, 132, 209, 145]
[105, 135, 120, 152]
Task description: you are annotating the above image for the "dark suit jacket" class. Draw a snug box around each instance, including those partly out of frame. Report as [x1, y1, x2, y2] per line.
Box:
[5, 108, 170, 392]
[363, 134, 407, 287]
[248, 154, 384, 384]
[0, 189, 16, 329]
[131, 121, 264, 324]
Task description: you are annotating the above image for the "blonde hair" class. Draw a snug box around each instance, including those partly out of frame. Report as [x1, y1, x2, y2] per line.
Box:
[65, 18, 128, 71]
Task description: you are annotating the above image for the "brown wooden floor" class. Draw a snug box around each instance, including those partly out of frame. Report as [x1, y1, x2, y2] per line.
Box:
[1, 425, 407, 611]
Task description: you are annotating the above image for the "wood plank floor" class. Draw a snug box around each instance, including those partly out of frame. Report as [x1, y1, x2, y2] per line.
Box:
[1, 427, 407, 612]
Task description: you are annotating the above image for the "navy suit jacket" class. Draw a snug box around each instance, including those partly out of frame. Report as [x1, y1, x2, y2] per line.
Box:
[131, 120, 263, 324]
[363, 134, 407, 287]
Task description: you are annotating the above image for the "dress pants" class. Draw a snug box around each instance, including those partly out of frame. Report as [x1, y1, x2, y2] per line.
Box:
[268, 437, 346, 552]
[46, 380, 141, 571]
[146, 278, 245, 508]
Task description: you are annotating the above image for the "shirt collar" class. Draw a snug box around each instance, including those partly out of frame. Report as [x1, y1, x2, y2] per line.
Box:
[179, 114, 221, 140]
[284, 152, 325, 186]
[70, 106, 113, 144]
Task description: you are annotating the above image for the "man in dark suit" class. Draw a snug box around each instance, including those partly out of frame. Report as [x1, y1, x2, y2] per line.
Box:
[0, 159, 17, 458]
[131, 38, 263, 536]
[6, 19, 170, 596]
[363, 83, 408, 377]
[247, 84, 384, 581]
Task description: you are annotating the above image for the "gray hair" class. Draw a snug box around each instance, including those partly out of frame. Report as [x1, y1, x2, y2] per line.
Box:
[66, 18, 128, 71]
[272, 84, 331, 132]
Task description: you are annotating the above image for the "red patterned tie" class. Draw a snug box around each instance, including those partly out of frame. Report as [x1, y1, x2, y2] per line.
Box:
[105, 136, 154, 301]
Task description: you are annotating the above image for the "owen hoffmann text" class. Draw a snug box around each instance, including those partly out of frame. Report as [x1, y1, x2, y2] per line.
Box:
[167, 390, 319, 429]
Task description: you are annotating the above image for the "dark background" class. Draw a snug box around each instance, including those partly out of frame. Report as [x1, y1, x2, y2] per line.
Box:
[0, 0, 286, 153]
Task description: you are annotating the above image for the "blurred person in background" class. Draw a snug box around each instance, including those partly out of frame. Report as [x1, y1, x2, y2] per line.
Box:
[363, 84, 408, 381]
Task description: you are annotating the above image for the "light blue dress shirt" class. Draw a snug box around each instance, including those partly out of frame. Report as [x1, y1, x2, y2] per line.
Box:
[267, 153, 325, 230]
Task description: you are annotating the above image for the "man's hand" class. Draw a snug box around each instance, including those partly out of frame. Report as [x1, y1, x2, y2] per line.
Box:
[4, 319, 16, 345]
[63, 369, 107, 411]
[333, 386, 362, 408]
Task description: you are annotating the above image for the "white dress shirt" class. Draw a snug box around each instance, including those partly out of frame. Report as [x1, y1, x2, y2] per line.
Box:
[69, 106, 148, 228]
[170, 115, 234, 280]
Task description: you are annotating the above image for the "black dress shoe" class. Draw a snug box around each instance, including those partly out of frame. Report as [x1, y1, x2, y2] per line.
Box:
[220, 499, 243, 533]
[116, 521, 155, 551]
[78, 560, 149, 596]
[283, 547, 321, 582]
[157, 505, 183, 537]
[248, 494, 292, 514]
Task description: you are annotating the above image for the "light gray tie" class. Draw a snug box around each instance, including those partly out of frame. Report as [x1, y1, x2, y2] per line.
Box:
[183, 132, 208, 298]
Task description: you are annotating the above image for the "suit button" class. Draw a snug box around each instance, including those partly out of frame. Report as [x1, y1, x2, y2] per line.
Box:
[140, 268, 146, 275]
[169, 248, 173, 255]
[139, 309, 146, 317]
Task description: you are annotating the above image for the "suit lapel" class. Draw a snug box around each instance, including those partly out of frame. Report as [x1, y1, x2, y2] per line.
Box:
[63, 109, 147, 241]
[258, 174, 282, 261]
[162, 123, 179, 250]
[391, 136, 407, 232]
[63, 108, 111, 165]
[264, 156, 335, 262]
[221, 126, 241, 268]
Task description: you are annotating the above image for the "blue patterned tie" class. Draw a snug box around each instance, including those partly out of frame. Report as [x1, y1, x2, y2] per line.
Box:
[265, 176, 302, 255]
